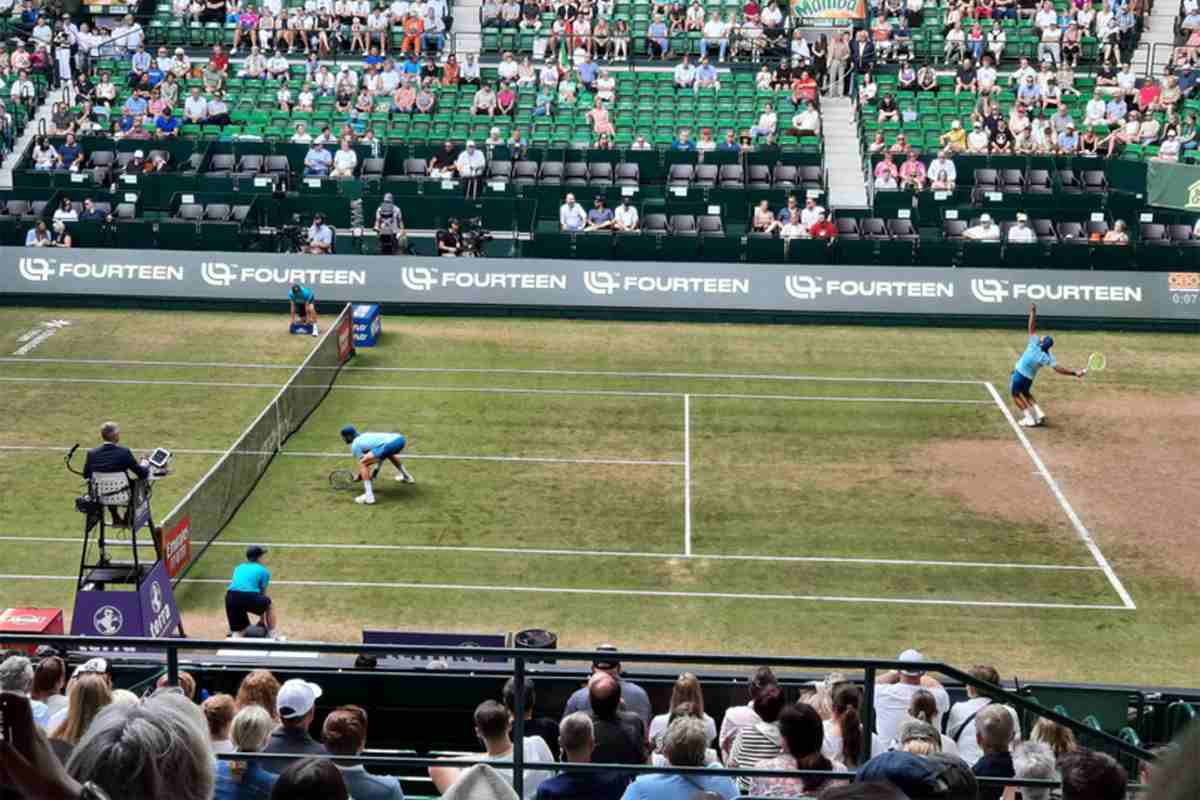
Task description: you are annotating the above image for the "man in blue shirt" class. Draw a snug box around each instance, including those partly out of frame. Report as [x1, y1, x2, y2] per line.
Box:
[341, 425, 415, 505]
[123, 91, 149, 117]
[155, 107, 180, 136]
[225, 545, 279, 638]
[303, 142, 332, 176]
[288, 283, 319, 337]
[1010, 303, 1083, 427]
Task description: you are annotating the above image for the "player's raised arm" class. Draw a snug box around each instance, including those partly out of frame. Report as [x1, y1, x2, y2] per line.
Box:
[1027, 303, 1037, 335]
[1053, 364, 1085, 378]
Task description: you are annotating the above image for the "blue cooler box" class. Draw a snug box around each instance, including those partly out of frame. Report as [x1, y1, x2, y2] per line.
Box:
[352, 304, 381, 347]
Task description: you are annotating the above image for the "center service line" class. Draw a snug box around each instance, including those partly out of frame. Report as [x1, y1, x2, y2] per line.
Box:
[683, 393, 692, 558]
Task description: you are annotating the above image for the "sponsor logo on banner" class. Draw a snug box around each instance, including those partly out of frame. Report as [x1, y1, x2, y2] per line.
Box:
[337, 312, 354, 362]
[1, 614, 48, 626]
[201, 262, 366, 288]
[1168, 272, 1200, 306]
[402, 266, 568, 292]
[17, 257, 184, 282]
[582, 270, 750, 296]
[19, 257, 52, 281]
[791, 0, 865, 18]
[970, 278, 1143, 304]
[93, 606, 124, 636]
[163, 517, 193, 579]
[147, 580, 174, 638]
[786, 275, 954, 301]
[1187, 180, 1200, 209]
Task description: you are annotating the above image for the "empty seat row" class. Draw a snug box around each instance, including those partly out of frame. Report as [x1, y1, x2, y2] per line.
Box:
[174, 203, 252, 222]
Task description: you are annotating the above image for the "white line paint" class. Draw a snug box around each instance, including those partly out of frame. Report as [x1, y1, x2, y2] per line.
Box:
[0, 536, 1104, 571]
[0, 444, 680, 467]
[0, 573, 1130, 611]
[0, 376, 990, 405]
[984, 382, 1137, 610]
[0, 357, 987, 386]
[683, 394, 692, 557]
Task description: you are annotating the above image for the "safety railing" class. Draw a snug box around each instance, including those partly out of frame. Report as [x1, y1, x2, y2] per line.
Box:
[1, 633, 1157, 798]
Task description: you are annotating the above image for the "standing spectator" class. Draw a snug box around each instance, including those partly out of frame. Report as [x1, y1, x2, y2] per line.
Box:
[728, 683, 786, 791]
[455, 139, 486, 199]
[587, 674, 646, 766]
[563, 647, 652, 724]
[430, 700, 554, 800]
[0, 656, 48, 728]
[535, 713, 626, 800]
[215, 705, 280, 799]
[873, 650, 950, 744]
[945, 666, 1021, 766]
[623, 718, 737, 800]
[204, 693, 238, 753]
[262, 679, 327, 773]
[323, 705, 403, 800]
[972, 705, 1016, 800]
[749, 704, 839, 798]
[648, 674, 716, 750]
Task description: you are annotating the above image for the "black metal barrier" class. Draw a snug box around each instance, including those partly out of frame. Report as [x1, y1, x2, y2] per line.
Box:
[1, 634, 1156, 798]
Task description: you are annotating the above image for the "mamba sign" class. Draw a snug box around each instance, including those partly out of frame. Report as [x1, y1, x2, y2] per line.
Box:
[791, 0, 865, 19]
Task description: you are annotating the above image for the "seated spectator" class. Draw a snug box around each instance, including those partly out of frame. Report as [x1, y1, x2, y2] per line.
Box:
[25, 220, 52, 247]
[31, 654, 68, 721]
[31, 136, 57, 170]
[673, 54, 696, 90]
[204, 693, 237, 753]
[563, 647, 651, 723]
[646, 15, 669, 59]
[1103, 219, 1129, 244]
[428, 141, 459, 176]
[672, 128, 696, 150]
[262, 678, 327, 772]
[967, 120, 991, 153]
[874, 152, 900, 188]
[899, 150, 926, 190]
[587, 196, 615, 231]
[50, 221, 73, 249]
[750, 103, 778, 140]
[972, 704, 1017, 799]
[323, 705, 403, 800]
[719, 666, 777, 761]
[155, 107, 181, 137]
[207, 91, 232, 126]
[696, 128, 717, 151]
[750, 704, 838, 798]
[431, 700, 554, 800]
[1010, 741, 1058, 800]
[940, 119, 967, 151]
[695, 58, 719, 92]
[614, 197, 640, 231]
[625, 717, 738, 800]
[560, 193, 587, 232]
[1, 656, 49, 728]
[304, 142, 332, 175]
[184, 86, 209, 124]
[753, 200, 782, 234]
[1007, 213, 1036, 244]
[472, 82, 497, 116]
[874, 651, 951, 743]
[274, 757, 350, 800]
[1059, 750, 1127, 800]
[496, 82, 516, 116]
[781, 208, 810, 238]
[810, 211, 837, 240]
[647, 674, 716, 750]
[215, 704, 279, 799]
[729, 682, 786, 790]
[56, 134, 85, 171]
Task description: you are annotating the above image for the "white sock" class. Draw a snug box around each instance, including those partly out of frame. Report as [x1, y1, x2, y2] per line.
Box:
[1033, 404, 1045, 419]
[362, 479, 374, 499]
[399, 464, 412, 480]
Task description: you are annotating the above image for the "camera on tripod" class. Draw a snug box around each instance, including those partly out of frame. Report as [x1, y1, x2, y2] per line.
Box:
[277, 213, 309, 254]
[457, 216, 493, 258]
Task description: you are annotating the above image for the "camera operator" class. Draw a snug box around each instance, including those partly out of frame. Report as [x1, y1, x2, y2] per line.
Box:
[455, 139, 486, 199]
[306, 212, 333, 254]
[374, 192, 408, 255]
[437, 218, 462, 257]
[83, 421, 149, 527]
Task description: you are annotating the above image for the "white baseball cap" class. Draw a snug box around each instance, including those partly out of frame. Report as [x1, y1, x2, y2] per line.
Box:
[898, 648, 926, 676]
[72, 657, 108, 678]
[277, 678, 323, 719]
[980, 213, 993, 223]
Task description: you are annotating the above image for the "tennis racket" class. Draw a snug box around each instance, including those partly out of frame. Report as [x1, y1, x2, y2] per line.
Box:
[328, 469, 358, 490]
[1083, 352, 1106, 376]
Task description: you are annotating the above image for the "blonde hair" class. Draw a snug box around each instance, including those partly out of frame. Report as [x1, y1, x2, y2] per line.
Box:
[669, 673, 705, 717]
[51, 673, 113, 745]
[902, 739, 938, 756]
[1031, 718, 1078, 758]
[231, 705, 275, 753]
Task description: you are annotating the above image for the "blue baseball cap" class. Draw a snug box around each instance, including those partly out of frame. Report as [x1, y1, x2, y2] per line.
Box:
[1041, 335, 1054, 352]
[340, 425, 357, 439]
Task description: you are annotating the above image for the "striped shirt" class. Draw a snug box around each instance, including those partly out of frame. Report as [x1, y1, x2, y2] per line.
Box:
[729, 722, 783, 791]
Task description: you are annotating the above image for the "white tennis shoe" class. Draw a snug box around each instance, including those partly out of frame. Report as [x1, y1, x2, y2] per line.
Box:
[1019, 417, 1037, 427]
[395, 472, 415, 483]
[355, 493, 376, 504]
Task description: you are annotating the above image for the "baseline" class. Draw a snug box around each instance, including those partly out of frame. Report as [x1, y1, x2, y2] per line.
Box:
[984, 382, 1136, 610]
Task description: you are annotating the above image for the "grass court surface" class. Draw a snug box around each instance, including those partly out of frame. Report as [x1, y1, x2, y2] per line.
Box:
[0, 308, 1197, 684]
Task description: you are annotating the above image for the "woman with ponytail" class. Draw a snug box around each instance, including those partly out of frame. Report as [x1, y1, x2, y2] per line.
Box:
[894, 689, 959, 755]
[821, 685, 888, 769]
[749, 703, 841, 798]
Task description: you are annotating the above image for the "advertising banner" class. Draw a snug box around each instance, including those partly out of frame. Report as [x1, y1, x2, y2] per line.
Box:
[163, 516, 193, 579]
[791, 0, 865, 19]
[2, 248, 1197, 323]
[1147, 160, 1200, 211]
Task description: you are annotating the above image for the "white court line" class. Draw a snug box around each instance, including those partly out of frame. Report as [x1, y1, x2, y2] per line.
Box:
[0, 573, 1130, 611]
[0, 356, 987, 386]
[683, 394, 692, 557]
[984, 382, 1137, 610]
[0, 376, 991, 405]
[0, 536, 1104, 571]
[0, 444, 680, 468]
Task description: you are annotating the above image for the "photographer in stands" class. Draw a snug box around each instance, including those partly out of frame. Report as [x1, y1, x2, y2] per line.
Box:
[437, 218, 462, 257]
[306, 212, 333, 254]
[83, 421, 149, 527]
[374, 193, 408, 255]
[224, 545, 280, 639]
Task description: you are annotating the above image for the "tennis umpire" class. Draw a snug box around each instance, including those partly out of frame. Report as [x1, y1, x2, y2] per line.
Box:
[225, 545, 282, 640]
[82, 421, 149, 526]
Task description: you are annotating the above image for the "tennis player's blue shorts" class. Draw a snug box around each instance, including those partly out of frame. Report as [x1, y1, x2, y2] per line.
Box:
[372, 435, 407, 459]
[1010, 371, 1034, 396]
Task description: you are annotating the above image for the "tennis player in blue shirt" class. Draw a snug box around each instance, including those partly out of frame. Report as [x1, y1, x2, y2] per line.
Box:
[340, 425, 415, 505]
[288, 283, 319, 337]
[1011, 303, 1084, 428]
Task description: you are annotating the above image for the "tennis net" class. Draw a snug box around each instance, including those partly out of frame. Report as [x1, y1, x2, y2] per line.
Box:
[160, 304, 355, 587]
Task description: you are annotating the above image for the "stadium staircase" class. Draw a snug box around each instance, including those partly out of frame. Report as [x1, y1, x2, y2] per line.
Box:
[0, 88, 60, 190]
[1135, 0, 1179, 76]
[822, 96, 869, 210]
[452, 0, 484, 55]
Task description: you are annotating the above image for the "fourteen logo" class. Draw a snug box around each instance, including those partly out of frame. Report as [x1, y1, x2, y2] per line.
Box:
[971, 279, 1009, 304]
[401, 267, 436, 292]
[200, 262, 235, 287]
[18, 257, 52, 281]
[583, 271, 620, 295]
[784, 275, 822, 300]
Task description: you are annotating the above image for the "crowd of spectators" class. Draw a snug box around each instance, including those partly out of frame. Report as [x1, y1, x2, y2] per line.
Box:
[1, 645, 1183, 800]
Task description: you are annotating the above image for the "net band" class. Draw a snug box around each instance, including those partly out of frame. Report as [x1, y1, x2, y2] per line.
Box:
[161, 304, 355, 587]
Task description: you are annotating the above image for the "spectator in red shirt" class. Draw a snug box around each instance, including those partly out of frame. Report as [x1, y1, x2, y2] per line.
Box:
[809, 211, 837, 240]
[209, 43, 229, 74]
[1137, 79, 1162, 113]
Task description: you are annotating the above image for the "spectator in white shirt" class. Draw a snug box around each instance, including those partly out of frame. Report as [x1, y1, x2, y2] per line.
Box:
[928, 151, 957, 188]
[963, 213, 1002, 241]
[749, 103, 777, 140]
[944, 665, 1022, 766]
[1007, 214, 1036, 244]
[331, 138, 358, 177]
[455, 139, 486, 198]
[872, 650, 951, 744]
[719, 666, 777, 762]
[799, 198, 825, 227]
[614, 197, 639, 231]
[673, 55, 696, 90]
[184, 87, 208, 122]
[559, 193, 587, 231]
[701, 13, 728, 61]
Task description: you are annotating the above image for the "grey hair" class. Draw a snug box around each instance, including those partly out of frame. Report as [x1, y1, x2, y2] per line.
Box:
[1012, 741, 1059, 800]
[976, 705, 1015, 751]
[66, 692, 214, 800]
[0, 656, 35, 693]
[559, 712, 594, 755]
[100, 421, 120, 441]
[662, 715, 708, 767]
[231, 704, 275, 753]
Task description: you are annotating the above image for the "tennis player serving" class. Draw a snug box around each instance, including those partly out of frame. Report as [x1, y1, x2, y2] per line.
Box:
[339, 425, 415, 505]
[1011, 303, 1084, 428]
